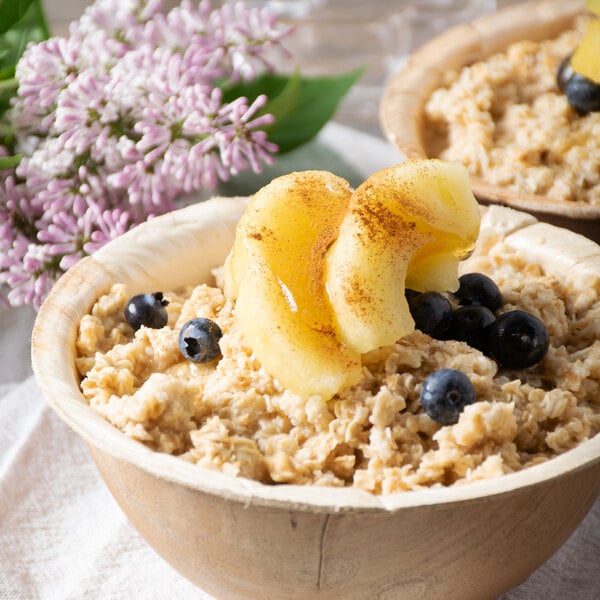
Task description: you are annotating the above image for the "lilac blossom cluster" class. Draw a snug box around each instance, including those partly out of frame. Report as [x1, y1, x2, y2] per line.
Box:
[0, 0, 291, 308]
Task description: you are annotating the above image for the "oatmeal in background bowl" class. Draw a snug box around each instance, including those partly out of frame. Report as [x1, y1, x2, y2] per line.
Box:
[380, 0, 600, 242]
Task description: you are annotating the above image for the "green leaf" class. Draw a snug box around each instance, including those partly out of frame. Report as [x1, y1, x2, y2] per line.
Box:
[0, 65, 15, 80]
[0, 76, 17, 114]
[0, 0, 49, 73]
[0, 0, 49, 141]
[267, 70, 362, 153]
[0, 153, 21, 169]
[222, 69, 362, 154]
[0, 0, 37, 34]
[220, 73, 291, 112]
[258, 70, 303, 126]
[0, 77, 19, 98]
[0, 76, 18, 95]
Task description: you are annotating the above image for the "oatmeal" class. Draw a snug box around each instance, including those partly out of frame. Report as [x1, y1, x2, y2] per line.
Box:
[424, 17, 600, 205]
[75, 223, 600, 494]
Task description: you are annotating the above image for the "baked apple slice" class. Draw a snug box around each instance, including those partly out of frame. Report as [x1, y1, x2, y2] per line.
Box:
[326, 159, 480, 353]
[223, 170, 362, 399]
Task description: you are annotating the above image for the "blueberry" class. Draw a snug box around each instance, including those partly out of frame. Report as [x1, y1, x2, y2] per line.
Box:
[556, 54, 600, 115]
[557, 55, 573, 93]
[179, 318, 223, 363]
[455, 273, 503, 312]
[124, 292, 169, 331]
[447, 305, 496, 352]
[565, 72, 600, 115]
[420, 368, 476, 425]
[487, 310, 549, 369]
[405, 288, 421, 303]
[407, 291, 453, 339]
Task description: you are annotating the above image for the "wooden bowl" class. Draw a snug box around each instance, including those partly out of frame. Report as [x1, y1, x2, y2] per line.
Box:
[31, 197, 600, 600]
[380, 0, 600, 243]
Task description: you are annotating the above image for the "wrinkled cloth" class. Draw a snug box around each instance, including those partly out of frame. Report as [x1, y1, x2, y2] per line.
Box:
[1, 124, 598, 600]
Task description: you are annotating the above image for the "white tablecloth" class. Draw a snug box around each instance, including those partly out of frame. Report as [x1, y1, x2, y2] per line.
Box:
[1, 123, 599, 600]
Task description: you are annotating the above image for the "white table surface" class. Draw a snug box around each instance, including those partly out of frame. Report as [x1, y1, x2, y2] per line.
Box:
[1, 121, 599, 600]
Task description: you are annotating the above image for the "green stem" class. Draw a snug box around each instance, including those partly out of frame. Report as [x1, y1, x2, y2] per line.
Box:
[0, 77, 18, 94]
[33, 0, 51, 39]
[0, 154, 21, 169]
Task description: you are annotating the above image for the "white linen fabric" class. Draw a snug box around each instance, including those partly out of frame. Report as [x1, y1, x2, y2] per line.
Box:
[1, 124, 598, 599]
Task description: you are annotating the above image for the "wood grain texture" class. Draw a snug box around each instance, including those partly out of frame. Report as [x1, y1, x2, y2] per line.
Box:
[31, 197, 600, 599]
[379, 0, 600, 240]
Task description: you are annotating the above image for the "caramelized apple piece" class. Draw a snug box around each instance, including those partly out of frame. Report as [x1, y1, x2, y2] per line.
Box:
[223, 171, 362, 399]
[225, 160, 480, 399]
[325, 159, 480, 354]
[571, 20, 600, 84]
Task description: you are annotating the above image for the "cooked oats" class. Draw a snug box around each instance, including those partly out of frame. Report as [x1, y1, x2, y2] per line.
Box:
[75, 224, 600, 494]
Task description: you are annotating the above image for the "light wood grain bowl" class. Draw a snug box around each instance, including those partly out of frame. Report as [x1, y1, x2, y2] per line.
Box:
[32, 197, 600, 600]
[380, 0, 600, 243]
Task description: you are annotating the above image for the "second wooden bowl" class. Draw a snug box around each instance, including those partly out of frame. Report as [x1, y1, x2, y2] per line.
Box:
[380, 0, 600, 242]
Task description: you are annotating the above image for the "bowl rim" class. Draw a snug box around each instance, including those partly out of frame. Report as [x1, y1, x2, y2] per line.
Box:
[379, 0, 600, 221]
[31, 196, 600, 513]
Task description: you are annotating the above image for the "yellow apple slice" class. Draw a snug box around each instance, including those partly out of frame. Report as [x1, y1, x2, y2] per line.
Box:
[223, 171, 362, 399]
[587, 0, 600, 17]
[571, 20, 600, 84]
[325, 159, 480, 354]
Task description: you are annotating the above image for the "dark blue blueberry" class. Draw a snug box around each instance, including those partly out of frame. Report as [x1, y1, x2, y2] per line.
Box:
[407, 291, 453, 339]
[565, 72, 600, 115]
[420, 368, 476, 425]
[455, 273, 503, 312]
[557, 55, 573, 93]
[556, 54, 600, 115]
[179, 318, 223, 363]
[124, 292, 169, 331]
[448, 305, 496, 352]
[405, 288, 421, 302]
[487, 310, 549, 369]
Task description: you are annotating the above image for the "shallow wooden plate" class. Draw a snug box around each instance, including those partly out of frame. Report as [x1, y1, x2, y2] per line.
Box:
[380, 0, 600, 242]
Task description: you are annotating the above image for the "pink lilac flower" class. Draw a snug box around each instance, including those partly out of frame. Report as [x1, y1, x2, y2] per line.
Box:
[72, 0, 163, 62]
[11, 36, 82, 142]
[84, 206, 132, 254]
[0, 0, 292, 308]
[37, 195, 127, 270]
[53, 72, 111, 154]
[16, 137, 77, 181]
[3, 239, 58, 309]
